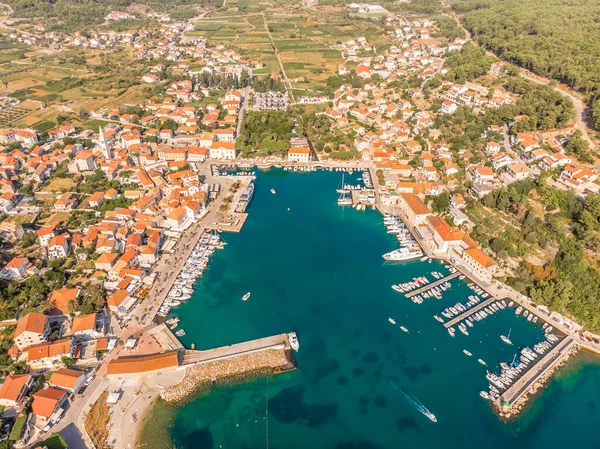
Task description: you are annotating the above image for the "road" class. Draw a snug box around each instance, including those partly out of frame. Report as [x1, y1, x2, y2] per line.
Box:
[448, 12, 597, 151]
[262, 13, 295, 104]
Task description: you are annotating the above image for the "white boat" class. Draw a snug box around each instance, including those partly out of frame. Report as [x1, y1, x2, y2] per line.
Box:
[175, 329, 186, 337]
[242, 292, 251, 301]
[271, 188, 276, 194]
[500, 329, 512, 345]
[289, 332, 299, 351]
[400, 326, 409, 333]
[434, 315, 444, 323]
[479, 391, 490, 399]
[478, 359, 486, 366]
[383, 247, 423, 262]
[463, 349, 472, 356]
[388, 317, 396, 325]
[337, 174, 353, 205]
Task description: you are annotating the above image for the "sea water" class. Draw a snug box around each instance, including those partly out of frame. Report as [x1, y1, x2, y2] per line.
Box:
[140, 169, 600, 449]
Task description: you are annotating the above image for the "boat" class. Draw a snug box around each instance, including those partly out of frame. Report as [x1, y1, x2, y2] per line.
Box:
[479, 391, 490, 399]
[337, 174, 353, 205]
[478, 359, 486, 366]
[434, 315, 444, 323]
[400, 326, 409, 333]
[425, 412, 437, 423]
[383, 247, 424, 262]
[271, 188, 276, 194]
[289, 332, 299, 351]
[463, 349, 472, 356]
[242, 292, 251, 301]
[235, 183, 255, 213]
[500, 329, 513, 345]
[175, 329, 186, 337]
[388, 317, 396, 325]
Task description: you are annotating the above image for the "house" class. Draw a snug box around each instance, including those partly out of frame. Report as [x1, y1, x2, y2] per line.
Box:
[468, 165, 496, 185]
[441, 100, 457, 114]
[71, 313, 100, 339]
[0, 374, 33, 407]
[398, 193, 431, 225]
[48, 287, 81, 316]
[559, 164, 598, 191]
[36, 227, 56, 247]
[506, 163, 531, 181]
[451, 193, 466, 209]
[107, 289, 133, 314]
[485, 141, 502, 155]
[489, 61, 506, 76]
[31, 387, 67, 420]
[288, 147, 311, 163]
[14, 129, 38, 147]
[24, 338, 73, 368]
[88, 191, 105, 208]
[67, 151, 95, 173]
[49, 368, 86, 393]
[462, 248, 497, 282]
[209, 142, 237, 160]
[166, 206, 191, 230]
[1, 257, 28, 280]
[14, 313, 49, 349]
[106, 351, 179, 376]
[47, 235, 70, 261]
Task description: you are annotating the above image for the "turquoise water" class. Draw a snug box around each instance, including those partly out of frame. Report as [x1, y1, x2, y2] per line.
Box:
[168, 169, 600, 449]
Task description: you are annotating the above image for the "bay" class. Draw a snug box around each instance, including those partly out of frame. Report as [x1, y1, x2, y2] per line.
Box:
[142, 169, 600, 449]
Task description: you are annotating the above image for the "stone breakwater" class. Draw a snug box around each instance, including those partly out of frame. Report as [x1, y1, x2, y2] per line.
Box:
[160, 349, 291, 402]
[498, 344, 579, 420]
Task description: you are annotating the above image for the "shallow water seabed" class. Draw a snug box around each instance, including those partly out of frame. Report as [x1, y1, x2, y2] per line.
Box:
[139, 169, 600, 449]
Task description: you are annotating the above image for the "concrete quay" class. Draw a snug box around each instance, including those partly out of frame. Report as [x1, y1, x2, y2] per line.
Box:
[443, 297, 497, 328]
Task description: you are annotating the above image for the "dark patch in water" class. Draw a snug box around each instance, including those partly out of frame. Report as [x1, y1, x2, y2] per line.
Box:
[351, 349, 360, 358]
[404, 366, 420, 381]
[382, 331, 391, 340]
[361, 352, 379, 364]
[269, 386, 337, 427]
[373, 370, 382, 379]
[182, 426, 213, 449]
[397, 353, 406, 365]
[335, 441, 383, 449]
[420, 364, 432, 375]
[396, 416, 421, 434]
[354, 331, 362, 339]
[386, 351, 393, 359]
[352, 367, 365, 377]
[589, 400, 596, 409]
[337, 376, 349, 386]
[313, 359, 340, 384]
[308, 304, 324, 315]
[374, 396, 388, 408]
[359, 397, 368, 406]
[360, 407, 368, 415]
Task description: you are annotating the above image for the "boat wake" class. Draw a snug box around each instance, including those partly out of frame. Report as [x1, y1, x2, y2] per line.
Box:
[385, 376, 437, 422]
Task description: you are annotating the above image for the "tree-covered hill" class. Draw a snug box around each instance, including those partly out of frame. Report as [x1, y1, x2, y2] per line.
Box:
[451, 0, 600, 131]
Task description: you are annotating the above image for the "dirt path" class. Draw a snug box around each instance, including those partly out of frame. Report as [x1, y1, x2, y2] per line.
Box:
[262, 12, 295, 103]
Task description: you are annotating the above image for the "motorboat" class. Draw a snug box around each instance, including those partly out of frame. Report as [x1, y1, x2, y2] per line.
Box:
[388, 317, 396, 325]
[175, 329, 186, 337]
[242, 292, 251, 301]
[400, 326, 409, 333]
[463, 349, 472, 356]
[500, 329, 513, 345]
[289, 332, 300, 351]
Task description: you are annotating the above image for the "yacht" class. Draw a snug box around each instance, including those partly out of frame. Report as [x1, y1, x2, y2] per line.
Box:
[400, 326, 409, 333]
[242, 292, 251, 301]
[175, 329, 186, 337]
[478, 359, 487, 366]
[463, 349, 472, 356]
[271, 188, 276, 194]
[337, 174, 353, 205]
[434, 315, 444, 323]
[388, 317, 396, 325]
[479, 391, 490, 399]
[382, 247, 423, 262]
[289, 332, 300, 351]
[500, 329, 512, 345]
[235, 183, 255, 213]
[425, 412, 437, 423]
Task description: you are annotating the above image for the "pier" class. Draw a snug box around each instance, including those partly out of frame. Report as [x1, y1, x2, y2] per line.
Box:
[405, 272, 460, 298]
[181, 333, 292, 365]
[494, 336, 576, 411]
[443, 297, 497, 328]
[148, 324, 184, 351]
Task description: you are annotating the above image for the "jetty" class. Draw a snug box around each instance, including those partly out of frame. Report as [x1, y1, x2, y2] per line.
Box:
[182, 333, 293, 365]
[405, 272, 460, 298]
[443, 297, 496, 328]
[495, 336, 576, 412]
[148, 324, 185, 351]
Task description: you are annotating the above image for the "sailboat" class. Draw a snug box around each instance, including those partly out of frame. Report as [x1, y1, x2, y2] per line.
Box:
[337, 174, 353, 205]
[500, 328, 512, 345]
[336, 173, 350, 194]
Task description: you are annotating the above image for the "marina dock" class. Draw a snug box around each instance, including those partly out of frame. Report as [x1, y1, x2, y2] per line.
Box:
[494, 336, 576, 411]
[405, 272, 460, 298]
[181, 333, 292, 365]
[149, 324, 184, 351]
[443, 297, 496, 328]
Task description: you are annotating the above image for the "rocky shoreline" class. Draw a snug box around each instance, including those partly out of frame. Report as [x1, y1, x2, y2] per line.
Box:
[498, 344, 579, 420]
[160, 348, 292, 403]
